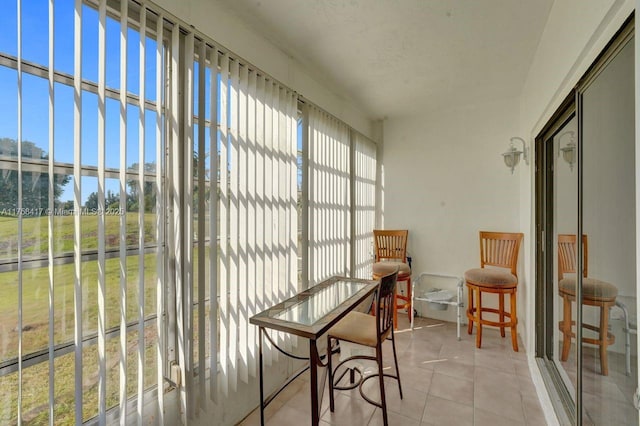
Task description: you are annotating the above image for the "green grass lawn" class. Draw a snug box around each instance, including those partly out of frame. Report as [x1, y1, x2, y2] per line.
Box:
[0, 213, 214, 424]
[0, 212, 159, 259]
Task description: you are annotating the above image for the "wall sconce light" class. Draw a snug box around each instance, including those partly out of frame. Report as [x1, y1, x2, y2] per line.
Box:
[558, 131, 576, 171]
[502, 137, 528, 174]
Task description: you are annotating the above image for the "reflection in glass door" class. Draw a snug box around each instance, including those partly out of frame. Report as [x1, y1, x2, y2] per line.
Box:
[579, 34, 636, 425]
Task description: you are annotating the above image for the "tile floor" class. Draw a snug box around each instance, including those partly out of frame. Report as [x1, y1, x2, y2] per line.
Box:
[240, 315, 548, 425]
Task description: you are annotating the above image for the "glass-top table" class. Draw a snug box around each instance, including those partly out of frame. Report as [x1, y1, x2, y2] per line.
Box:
[250, 276, 378, 339]
[250, 276, 378, 425]
[273, 279, 369, 325]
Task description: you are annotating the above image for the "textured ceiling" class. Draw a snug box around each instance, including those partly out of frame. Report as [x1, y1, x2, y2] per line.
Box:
[215, 0, 554, 119]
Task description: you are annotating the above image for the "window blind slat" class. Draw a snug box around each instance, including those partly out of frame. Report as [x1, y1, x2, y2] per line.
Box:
[324, 121, 329, 277]
[208, 47, 219, 402]
[155, 11, 165, 420]
[308, 113, 315, 284]
[263, 80, 275, 364]
[73, 1, 84, 424]
[196, 38, 206, 410]
[247, 70, 257, 378]
[136, 5, 148, 426]
[228, 58, 239, 392]
[280, 87, 292, 351]
[118, 2, 129, 422]
[238, 64, 248, 383]
[97, 1, 107, 423]
[47, 1, 56, 424]
[181, 31, 195, 420]
[272, 85, 286, 351]
[136, 6, 147, 423]
[218, 53, 230, 395]
[331, 122, 336, 276]
[255, 74, 266, 365]
[286, 91, 298, 334]
[16, 0, 23, 422]
[168, 20, 182, 418]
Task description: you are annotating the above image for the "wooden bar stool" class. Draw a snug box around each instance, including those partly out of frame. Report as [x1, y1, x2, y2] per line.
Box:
[557, 234, 618, 376]
[372, 230, 411, 329]
[465, 231, 523, 351]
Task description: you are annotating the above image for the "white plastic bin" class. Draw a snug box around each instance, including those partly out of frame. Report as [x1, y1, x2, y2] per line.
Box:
[422, 288, 455, 311]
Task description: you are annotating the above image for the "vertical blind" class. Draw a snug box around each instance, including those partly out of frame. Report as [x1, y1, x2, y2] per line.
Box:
[353, 133, 377, 278]
[307, 106, 352, 284]
[216, 54, 299, 395]
[184, 35, 299, 413]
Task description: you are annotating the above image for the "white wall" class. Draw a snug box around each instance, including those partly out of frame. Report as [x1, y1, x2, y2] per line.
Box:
[382, 98, 523, 326]
[152, 0, 376, 141]
[520, 0, 632, 136]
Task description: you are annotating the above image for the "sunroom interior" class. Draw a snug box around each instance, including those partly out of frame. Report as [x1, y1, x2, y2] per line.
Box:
[1, 0, 639, 425]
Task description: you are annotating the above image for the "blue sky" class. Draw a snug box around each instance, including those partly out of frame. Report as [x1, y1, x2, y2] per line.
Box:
[1, 0, 299, 203]
[0, 0, 161, 203]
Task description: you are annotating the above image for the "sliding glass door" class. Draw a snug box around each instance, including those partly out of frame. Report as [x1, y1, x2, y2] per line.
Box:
[536, 19, 637, 425]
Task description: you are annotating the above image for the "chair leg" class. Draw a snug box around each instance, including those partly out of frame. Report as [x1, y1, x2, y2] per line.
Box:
[510, 290, 518, 352]
[393, 290, 398, 330]
[467, 285, 474, 335]
[376, 344, 388, 426]
[561, 296, 572, 362]
[475, 287, 482, 349]
[327, 337, 335, 412]
[499, 292, 506, 338]
[600, 305, 609, 376]
[406, 277, 412, 322]
[391, 331, 403, 400]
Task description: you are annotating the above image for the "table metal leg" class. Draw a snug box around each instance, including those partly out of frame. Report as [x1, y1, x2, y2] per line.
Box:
[309, 339, 320, 426]
[259, 327, 265, 426]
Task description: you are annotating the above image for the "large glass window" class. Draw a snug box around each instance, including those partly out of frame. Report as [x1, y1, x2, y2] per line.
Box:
[0, 1, 166, 423]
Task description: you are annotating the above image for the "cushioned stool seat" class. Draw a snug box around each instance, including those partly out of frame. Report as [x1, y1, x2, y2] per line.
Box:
[464, 268, 517, 287]
[559, 278, 618, 300]
[329, 311, 391, 346]
[372, 261, 411, 277]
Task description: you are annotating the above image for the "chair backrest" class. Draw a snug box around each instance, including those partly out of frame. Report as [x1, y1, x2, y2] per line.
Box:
[479, 231, 523, 277]
[558, 234, 588, 280]
[373, 230, 408, 263]
[376, 269, 399, 337]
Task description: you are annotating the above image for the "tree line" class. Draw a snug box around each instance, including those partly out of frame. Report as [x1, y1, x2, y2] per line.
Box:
[0, 138, 160, 216]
